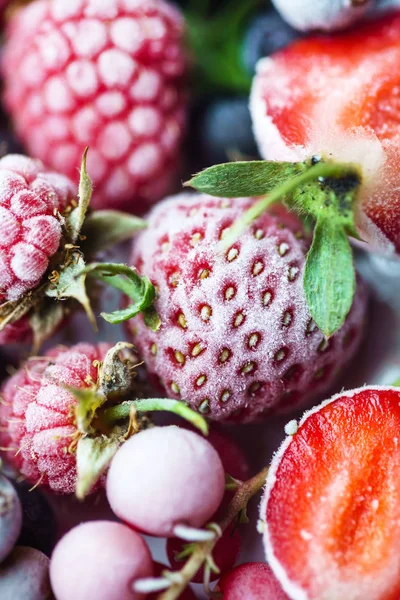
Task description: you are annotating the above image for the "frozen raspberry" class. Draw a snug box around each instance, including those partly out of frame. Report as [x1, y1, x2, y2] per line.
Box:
[0, 317, 32, 346]
[3, 0, 187, 212]
[0, 154, 74, 304]
[128, 193, 367, 422]
[0, 342, 110, 494]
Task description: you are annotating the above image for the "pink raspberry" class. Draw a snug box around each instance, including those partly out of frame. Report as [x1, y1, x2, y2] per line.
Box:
[0, 154, 75, 304]
[3, 0, 187, 212]
[0, 342, 110, 494]
[128, 193, 367, 422]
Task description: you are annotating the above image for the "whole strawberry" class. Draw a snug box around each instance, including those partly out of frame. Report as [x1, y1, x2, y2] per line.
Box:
[128, 193, 367, 422]
[2, 0, 187, 212]
[250, 11, 400, 255]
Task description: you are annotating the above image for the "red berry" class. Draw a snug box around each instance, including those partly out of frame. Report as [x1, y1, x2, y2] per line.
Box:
[3, 0, 187, 212]
[0, 342, 110, 494]
[149, 563, 196, 600]
[167, 522, 241, 584]
[0, 154, 74, 304]
[251, 12, 400, 254]
[217, 562, 288, 600]
[262, 386, 400, 600]
[128, 193, 367, 422]
[0, 317, 32, 346]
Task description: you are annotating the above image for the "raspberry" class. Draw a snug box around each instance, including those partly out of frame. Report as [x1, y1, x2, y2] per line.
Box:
[3, 0, 187, 212]
[0, 154, 74, 304]
[128, 193, 367, 422]
[0, 342, 110, 494]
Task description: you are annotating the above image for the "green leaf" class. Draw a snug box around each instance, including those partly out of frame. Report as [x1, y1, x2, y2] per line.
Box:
[75, 434, 122, 500]
[66, 149, 93, 243]
[186, 160, 306, 198]
[82, 263, 159, 327]
[304, 218, 355, 338]
[66, 386, 106, 435]
[45, 252, 97, 329]
[81, 210, 147, 255]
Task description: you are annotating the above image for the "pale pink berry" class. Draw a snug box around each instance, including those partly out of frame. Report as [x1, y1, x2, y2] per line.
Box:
[128, 193, 367, 422]
[106, 426, 225, 537]
[0, 342, 111, 494]
[0, 154, 74, 304]
[3, 0, 187, 212]
[50, 521, 153, 600]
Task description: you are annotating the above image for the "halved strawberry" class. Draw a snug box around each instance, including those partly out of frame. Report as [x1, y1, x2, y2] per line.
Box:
[261, 386, 400, 600]
[251, 12, 400, 254]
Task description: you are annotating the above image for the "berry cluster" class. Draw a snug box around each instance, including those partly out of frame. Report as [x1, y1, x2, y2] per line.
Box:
[1, 1, 400, 600]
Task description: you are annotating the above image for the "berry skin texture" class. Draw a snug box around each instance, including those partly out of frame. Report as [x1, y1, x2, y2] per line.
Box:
[128, 193, 366, 422]
[50, 521, 153, 600]
[0, 154, 74, 304]
[0, 342, 111, 494]
[217, 562, 289, 600]
[271, 0, 373, 32]
[0, 546, 52, 600]
[106, 426, 225, 537]
[251, 12, 400, 255]
[14, 480, 56, 556]
[3, 0, 187, 212]
[0, 475, 22, 563]
[262, 386, 400, 600]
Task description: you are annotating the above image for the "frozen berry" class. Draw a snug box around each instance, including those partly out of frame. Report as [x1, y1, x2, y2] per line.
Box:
[0, 474, 22, 563]
[0, 342, 111, 494]
[217, 562, 288, 599]
[242, 9, 301, 75]
[262, 386, 400, 600]
[0, 154, 74, 304]
[14, 481, 56, 556]
[191, 96, 258, 168]
[271, 0, 374, 31]
[0, 546, 52, 600]
[50, 521, 153, 600]
[128, 193, 366, 422]
[107, 426, 225, 537]
[207, 428, 250, 482]
[3, 0, 187, 212]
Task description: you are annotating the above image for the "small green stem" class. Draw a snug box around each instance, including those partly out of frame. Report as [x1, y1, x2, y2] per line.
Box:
[220, 161, 362, 251]
[157, 465, 270, 600]
[103, 399, 209, 436]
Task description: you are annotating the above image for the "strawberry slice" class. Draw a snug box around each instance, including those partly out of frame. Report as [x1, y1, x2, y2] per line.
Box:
[251, 12, 400, 254]
[262, 386, 400, 600]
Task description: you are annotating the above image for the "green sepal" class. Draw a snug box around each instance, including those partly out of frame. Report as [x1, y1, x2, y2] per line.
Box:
[66, 148, 93, 243]
[75, 433, 122, 500]
[186, 160, 306, 197]
[81, 262, 160, 328]
[45, 252, 97, 329]
[81, 210, 147, 255]
[66, 386, 106, 435]
[304, 218, 355, 338]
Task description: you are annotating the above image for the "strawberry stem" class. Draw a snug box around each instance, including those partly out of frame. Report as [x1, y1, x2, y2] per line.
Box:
[219, 161, 361, 251]
[152, 465, 270, 600]
[103, 399, 209, 435]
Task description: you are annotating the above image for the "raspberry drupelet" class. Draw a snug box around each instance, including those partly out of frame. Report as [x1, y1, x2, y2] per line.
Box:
[2, 0, 187, 212]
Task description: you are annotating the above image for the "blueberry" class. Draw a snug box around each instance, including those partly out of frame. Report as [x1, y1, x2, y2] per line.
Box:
[190, 95, 259, 169]
[0, 475, 22, 563]
[14, 482, 56, 557]
[0, 546, 52, 600]
[242, 8, 301, 75]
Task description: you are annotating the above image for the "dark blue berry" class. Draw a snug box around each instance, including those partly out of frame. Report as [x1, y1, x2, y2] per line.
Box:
[0, 475, 22, 563]
[190, 95, 259, 169]
[242, 8, 301, 75]
[0, 546, 51, 600]
[14, 482, 56, 557]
